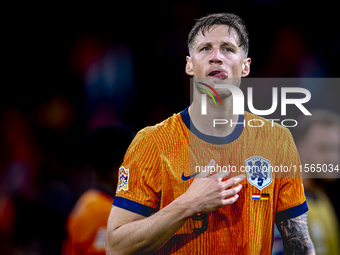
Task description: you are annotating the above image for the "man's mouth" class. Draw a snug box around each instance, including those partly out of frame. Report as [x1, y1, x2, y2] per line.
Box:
[208, 70, 228, 79]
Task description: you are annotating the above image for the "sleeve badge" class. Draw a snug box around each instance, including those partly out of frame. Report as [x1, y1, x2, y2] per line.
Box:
[117, 166, 129, 191]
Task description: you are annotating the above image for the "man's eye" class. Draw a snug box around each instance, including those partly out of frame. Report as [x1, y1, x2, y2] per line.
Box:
[223, 48, 232, 52]
[201, 47, 210, 51]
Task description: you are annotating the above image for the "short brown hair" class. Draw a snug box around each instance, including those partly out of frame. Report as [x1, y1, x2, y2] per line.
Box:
[187, 13, 249, 56]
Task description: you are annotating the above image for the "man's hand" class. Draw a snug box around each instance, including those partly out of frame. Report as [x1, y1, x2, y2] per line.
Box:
[181, 159, 246, 215]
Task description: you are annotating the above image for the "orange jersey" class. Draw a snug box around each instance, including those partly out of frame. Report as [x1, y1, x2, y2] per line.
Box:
[113, 108, 308, 255]
[64, 187, 114, 255]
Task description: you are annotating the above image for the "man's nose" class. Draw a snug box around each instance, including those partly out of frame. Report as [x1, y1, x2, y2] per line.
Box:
[209, 50, 223, 65]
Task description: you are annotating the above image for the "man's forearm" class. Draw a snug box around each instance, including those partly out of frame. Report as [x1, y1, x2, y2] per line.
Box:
[106, 196, 195, 255]
[106, 168, 244, 254]
[277, 213, 315, 255]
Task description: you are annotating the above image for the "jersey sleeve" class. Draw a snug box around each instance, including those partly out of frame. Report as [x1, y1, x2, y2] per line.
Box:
[113, 129, 161, 217]
[275, 128, 308, 223]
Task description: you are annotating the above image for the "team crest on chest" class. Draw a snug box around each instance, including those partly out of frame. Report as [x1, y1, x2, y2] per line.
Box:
[118, 166, 129, 191]
[245, 156, 272, 190]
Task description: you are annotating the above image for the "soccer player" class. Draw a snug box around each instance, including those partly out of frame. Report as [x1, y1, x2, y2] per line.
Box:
[63, 127, 132, 255]
[106, 13, 315, 254]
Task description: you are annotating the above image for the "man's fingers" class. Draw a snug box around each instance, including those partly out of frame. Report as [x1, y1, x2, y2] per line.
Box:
[208, 170, 230, 179]
[223, 174, 246, 188]
[222, 194, 239, 205]
[222, 184, 243, 198]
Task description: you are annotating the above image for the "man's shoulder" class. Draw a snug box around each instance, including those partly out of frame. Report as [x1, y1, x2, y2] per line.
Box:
[136, 111, 186, 142]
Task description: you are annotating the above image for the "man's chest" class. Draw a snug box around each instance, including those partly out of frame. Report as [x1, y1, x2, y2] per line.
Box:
[159, 140, 279, 211]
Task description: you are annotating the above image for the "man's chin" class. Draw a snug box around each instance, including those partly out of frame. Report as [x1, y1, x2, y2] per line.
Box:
[194, 77, 241, 85]
[214, 89, 233, 100]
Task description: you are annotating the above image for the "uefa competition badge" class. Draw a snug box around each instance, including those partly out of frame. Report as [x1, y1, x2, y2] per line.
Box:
[245, 156, 272, 190]
[118, 166, 129, 191]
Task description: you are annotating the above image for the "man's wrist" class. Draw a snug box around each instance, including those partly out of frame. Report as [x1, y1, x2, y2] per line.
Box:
[172, 193, 200, 219]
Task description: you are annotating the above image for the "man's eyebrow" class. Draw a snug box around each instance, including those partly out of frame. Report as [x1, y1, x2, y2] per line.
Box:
[221, 41, 237, 47]
[195, 41, 238, 49]
[195, 42, 212, 49]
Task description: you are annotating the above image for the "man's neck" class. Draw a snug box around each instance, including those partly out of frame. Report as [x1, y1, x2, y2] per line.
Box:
[189, 89, 240, 137]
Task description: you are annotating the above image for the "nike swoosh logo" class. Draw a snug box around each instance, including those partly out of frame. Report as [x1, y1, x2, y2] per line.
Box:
[181, 172, 199, 181]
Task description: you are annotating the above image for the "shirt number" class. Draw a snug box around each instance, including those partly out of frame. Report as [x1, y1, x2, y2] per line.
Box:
[192, 213, 208, 233]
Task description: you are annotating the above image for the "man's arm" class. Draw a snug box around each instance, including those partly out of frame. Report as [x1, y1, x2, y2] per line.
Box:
[106, 161, 246, 255]
[106, 197, 197, 255]
[276, 212, 315, 255]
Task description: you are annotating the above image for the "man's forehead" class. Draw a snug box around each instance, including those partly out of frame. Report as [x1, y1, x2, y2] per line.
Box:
[193, 25, 239, 47]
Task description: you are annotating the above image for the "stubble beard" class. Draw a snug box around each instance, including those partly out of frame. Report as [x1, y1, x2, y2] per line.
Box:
[194, 77, 241, 101]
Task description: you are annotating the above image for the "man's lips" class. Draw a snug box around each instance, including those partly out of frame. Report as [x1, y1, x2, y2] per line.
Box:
[208, 70, 228, 79]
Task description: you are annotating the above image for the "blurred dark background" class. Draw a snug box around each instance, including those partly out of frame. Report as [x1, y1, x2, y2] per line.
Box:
[1, 1, 340, 254]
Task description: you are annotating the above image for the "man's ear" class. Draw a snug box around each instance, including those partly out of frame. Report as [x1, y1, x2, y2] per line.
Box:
[241, 58, 251, 77]
[185, 56, 194, 76]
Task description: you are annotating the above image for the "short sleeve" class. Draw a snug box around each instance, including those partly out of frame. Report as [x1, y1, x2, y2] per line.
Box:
[113, 129, 161, 217]
[275, 128, 308, 223]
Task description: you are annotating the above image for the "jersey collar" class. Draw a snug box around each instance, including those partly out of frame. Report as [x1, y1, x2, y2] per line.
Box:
[180, 107, 244, 145]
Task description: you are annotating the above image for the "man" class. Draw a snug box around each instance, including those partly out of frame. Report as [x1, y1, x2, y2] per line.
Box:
[106, 13, 315, 254]
[294, 109, 340, 255]
[63, 127, 132, 255]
